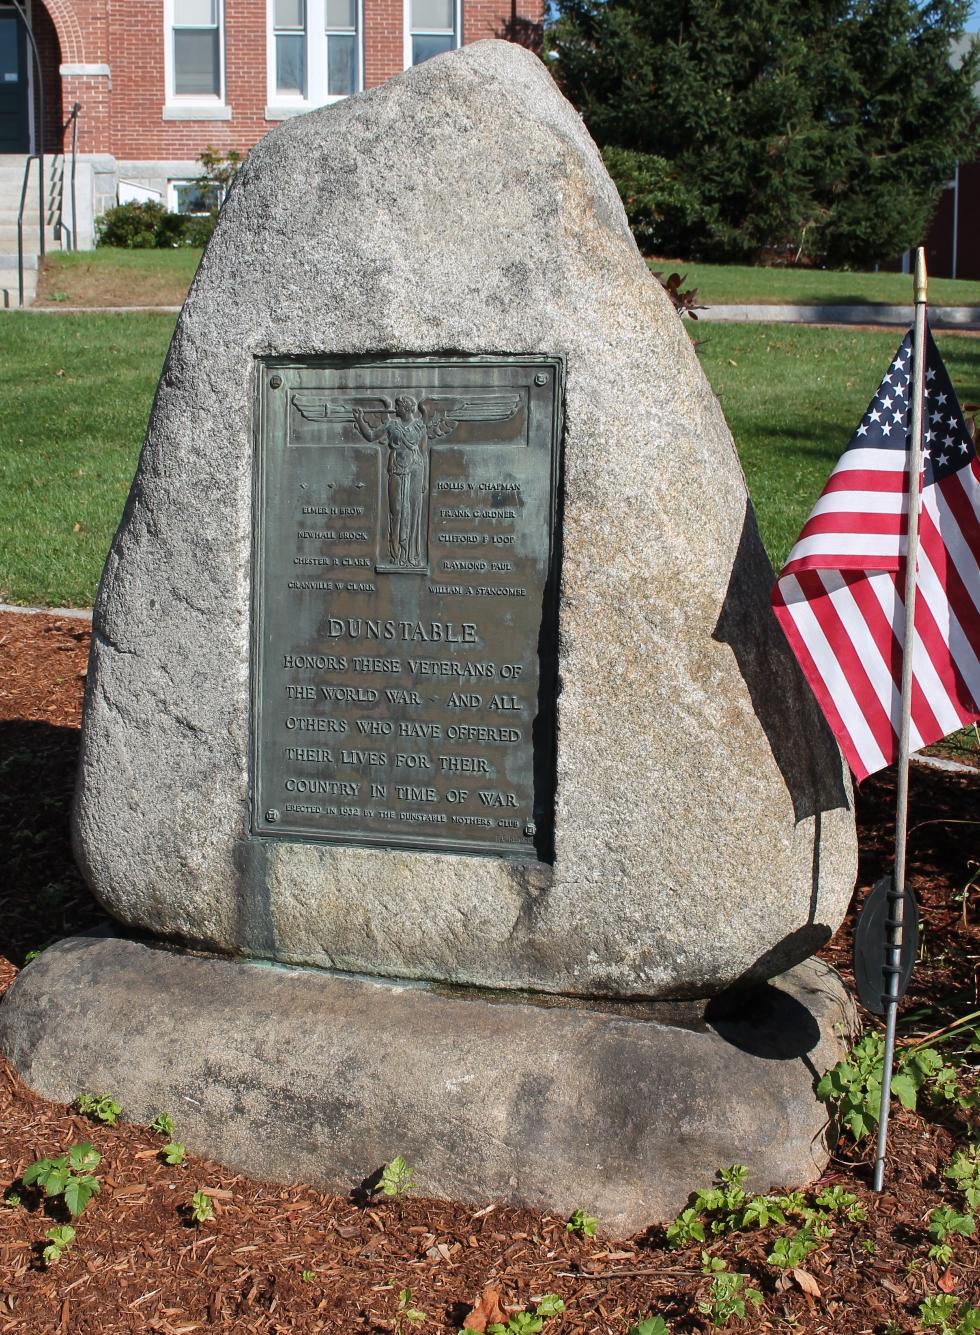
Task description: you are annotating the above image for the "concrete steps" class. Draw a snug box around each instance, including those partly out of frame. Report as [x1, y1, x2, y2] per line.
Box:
[0, 224, 60, 247]
[0, 155, 67, 307]
[0, 253, 37, 307]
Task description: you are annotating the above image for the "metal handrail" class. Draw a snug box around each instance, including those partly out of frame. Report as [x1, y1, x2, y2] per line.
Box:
[54, 102, 82, 251]
[67, 102, 80, 252]
[16, 153, 39, 308]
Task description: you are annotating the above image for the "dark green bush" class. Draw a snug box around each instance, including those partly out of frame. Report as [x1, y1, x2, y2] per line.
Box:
[95, 201, 219, 250]
[184, 211, 218, 248]
[96, 201, 169, 249]
[153, 210, 189, 249]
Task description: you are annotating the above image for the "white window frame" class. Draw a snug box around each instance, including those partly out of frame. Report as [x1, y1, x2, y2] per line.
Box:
[265, 0, 364, 119]
[403, 0, 462, 70]
[162, 0, 229, 117]
[167, 178, 223, 214]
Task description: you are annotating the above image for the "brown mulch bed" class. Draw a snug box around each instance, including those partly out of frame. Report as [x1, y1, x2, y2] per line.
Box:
[0, 610, 978, 1334]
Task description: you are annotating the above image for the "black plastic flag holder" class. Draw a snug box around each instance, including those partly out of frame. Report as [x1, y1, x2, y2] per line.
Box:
[853, 873, 919, 1019]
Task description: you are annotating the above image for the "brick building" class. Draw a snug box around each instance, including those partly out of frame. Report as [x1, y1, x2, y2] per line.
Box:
[0, 0, 543, 251]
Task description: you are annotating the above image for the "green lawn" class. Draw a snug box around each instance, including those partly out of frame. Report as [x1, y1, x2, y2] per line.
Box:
[0, 312, 175, 607]
[651, 261, 980, 308]
[1, 313, 978, 607]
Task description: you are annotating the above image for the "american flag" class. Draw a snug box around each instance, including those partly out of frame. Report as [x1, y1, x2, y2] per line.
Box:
[771, 327, 980, 782]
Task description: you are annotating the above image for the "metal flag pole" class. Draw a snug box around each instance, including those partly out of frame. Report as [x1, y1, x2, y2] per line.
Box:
[872, 246, 928, 1192]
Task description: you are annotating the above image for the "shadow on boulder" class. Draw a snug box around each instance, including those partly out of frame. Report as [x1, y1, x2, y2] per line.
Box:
[705, 977, 822, 1063]
[712, 502, 851, 825]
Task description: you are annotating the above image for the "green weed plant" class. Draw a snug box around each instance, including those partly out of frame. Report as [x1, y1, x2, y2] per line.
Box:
[627, 1319, 669, 1335]
[920, 1295, 980, 1333]
[42, 1224, 76, 1266]
[22, 1143, 101, 1217]
[394, 1287, 426, 1331]
[566, 1208, 599, 1237]
[380, 1155, 415, 1198]
[666, 1164, 866, 1275]
[946, 1145, 980, 1209]
[76, 1092, 122, 1126]
[767, 1228, 821, 1268]
[698, 1272, 762, 1325]
[927, 1205, 976, 1265]
[190, 1190, 214, 1223]
[485, 1295, 565, 1335]
[816, 1030, 970, 1143]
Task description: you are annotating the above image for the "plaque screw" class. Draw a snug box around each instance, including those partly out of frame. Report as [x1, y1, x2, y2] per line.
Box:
[533, 373, 548, 386]
[524, 821, 537, 837]
[265, 809, 281, 824]
[269, 374, 283, 389]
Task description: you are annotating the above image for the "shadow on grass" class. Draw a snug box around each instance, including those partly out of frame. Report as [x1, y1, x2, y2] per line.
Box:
[740, 421, 855, 465]
[0, 720, 105, 970]
[945, 339, 980, 376]
[778, 292, 909, 307]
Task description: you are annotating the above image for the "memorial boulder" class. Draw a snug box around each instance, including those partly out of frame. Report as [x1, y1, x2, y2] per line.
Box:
[1, 40, 859, 1231]
[71, 39, 853, 998]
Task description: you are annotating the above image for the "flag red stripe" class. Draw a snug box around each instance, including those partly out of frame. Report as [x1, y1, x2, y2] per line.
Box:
[798, 511, 906, 539]
[823, 469, 907, 495]
[782, 551, 901, 577]
[840, 572, 902, 695]
[921, 501, 980, 646]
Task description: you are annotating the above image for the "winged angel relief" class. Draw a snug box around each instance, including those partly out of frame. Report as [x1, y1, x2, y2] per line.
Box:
[292, 391, 522, 570]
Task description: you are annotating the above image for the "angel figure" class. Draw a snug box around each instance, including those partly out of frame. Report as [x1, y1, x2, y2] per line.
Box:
[352, 396, 430, 566]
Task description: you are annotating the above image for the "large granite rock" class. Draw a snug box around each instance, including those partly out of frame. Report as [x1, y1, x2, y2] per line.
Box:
[73, 39, 856, 998]
[0, 934, 858, 1236]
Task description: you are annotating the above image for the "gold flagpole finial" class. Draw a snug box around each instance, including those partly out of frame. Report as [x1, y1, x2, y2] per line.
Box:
[914, 246, 928, 306]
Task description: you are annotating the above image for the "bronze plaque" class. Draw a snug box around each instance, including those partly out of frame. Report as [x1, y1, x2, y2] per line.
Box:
[251, 355, 562, 860]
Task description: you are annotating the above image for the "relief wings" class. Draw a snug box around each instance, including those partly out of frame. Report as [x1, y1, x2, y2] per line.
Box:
[291, 391, 523, 438]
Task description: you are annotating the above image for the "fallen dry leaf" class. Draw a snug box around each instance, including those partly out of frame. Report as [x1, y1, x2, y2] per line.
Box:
[938, 1267, 957, 1293]
[462, 1286, 508, 1332]
[793, 1268, 821, 1298]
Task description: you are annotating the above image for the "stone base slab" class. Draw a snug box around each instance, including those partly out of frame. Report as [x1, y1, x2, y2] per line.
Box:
[0, 934, 856, 1236]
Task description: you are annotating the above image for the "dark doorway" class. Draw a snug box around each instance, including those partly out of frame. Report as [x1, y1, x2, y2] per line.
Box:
[0, 7, 30, 152]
